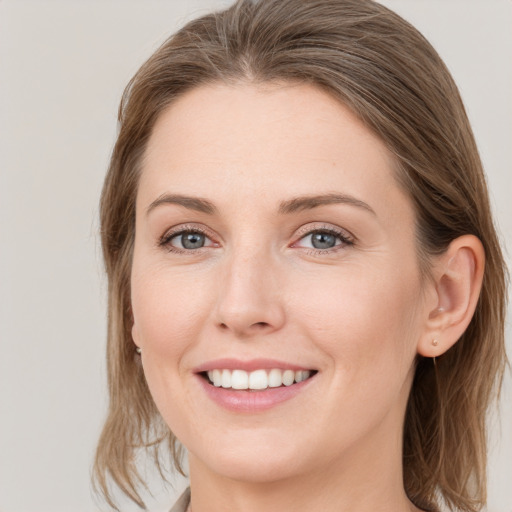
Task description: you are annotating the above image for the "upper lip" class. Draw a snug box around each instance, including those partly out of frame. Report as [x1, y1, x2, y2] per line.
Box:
[193, 358, 316, 373]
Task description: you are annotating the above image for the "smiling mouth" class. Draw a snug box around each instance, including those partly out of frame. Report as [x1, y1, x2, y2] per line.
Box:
[201, 368, 317, 391]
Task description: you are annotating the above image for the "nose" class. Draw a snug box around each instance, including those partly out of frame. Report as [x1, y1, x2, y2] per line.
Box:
[213, 248, 286, 338]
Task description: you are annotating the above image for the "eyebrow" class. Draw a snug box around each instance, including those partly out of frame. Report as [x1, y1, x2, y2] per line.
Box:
[278, 193, 376, 215]
[146, 194, 217, 216]
[146, 192, 375, 216]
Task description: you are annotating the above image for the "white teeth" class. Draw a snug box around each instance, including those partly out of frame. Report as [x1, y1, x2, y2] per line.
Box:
[221, 369, 231, 388]
[231, 370, 249, 390]
[205, 368, 313, 390]
[212, 369, 222, 387]
[268, 368, 283, 388]
[282, 369, 295, 386]
[249, 369, 268, 390]
[295, 370, 311, 383]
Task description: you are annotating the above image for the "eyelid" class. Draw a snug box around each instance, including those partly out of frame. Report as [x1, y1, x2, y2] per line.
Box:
[158, 223, 219, 251]
[293, 222, 355, 242]
[291, 223, 355, 253]
[157, 222, 354, 254]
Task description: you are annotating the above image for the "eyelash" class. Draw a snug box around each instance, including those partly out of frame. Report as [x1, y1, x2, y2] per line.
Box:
[293, 225, 354, 255]
[158, 224, 354, 255]
[158, 224, 214, 253]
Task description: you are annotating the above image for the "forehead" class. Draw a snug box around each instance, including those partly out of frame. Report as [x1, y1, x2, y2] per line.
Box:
[144, 81, 390, 172]
[139, 81, 413, 226]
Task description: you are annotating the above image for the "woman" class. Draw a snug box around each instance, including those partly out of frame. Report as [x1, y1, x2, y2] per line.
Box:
[94, 1, 508, 511]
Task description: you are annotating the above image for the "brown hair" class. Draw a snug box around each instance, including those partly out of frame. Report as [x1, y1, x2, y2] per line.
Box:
[94, 1, 508, 510]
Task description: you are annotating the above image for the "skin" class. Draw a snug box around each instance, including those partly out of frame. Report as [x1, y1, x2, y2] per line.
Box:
[131, 82, 483, 512]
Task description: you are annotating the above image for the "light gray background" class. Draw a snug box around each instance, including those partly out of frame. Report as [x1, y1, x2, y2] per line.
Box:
[0, 1, 510, 511]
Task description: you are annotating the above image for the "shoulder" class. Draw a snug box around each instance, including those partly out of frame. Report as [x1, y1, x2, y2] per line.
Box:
[169, 487, 191, 512]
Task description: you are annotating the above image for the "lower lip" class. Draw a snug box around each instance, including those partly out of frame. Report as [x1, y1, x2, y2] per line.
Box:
[196, 374, 315, 413]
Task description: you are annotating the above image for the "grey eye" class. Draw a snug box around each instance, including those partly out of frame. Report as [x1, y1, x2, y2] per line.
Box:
[310, 232, 337, 249]
[162, 228, 216, 252]
[180, 232, 206, 249]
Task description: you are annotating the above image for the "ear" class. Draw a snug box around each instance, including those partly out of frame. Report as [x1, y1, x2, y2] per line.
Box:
[417, 235, 485, 358]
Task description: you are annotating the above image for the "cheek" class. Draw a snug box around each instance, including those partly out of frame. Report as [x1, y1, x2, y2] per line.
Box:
[291, 263, 422, 376]
[131, 265, 210, 354]
[130, 266, 213, 430]
[293, 266, 422, 437]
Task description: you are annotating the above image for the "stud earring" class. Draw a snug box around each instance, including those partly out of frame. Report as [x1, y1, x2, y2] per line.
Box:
[432, 339, 439, 347]
[135, 346, 142, 354]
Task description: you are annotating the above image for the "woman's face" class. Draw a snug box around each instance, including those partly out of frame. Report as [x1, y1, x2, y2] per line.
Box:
[131, 82, 435, 483]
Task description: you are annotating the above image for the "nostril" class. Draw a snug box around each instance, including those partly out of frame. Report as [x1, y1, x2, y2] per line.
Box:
[216, 315, 282, 336]
[249, 322, 273, 332]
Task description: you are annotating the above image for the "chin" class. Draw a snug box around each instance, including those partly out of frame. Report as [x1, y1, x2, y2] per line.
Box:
[203, 456, 304, 484]
[187, 432, 315, 484]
